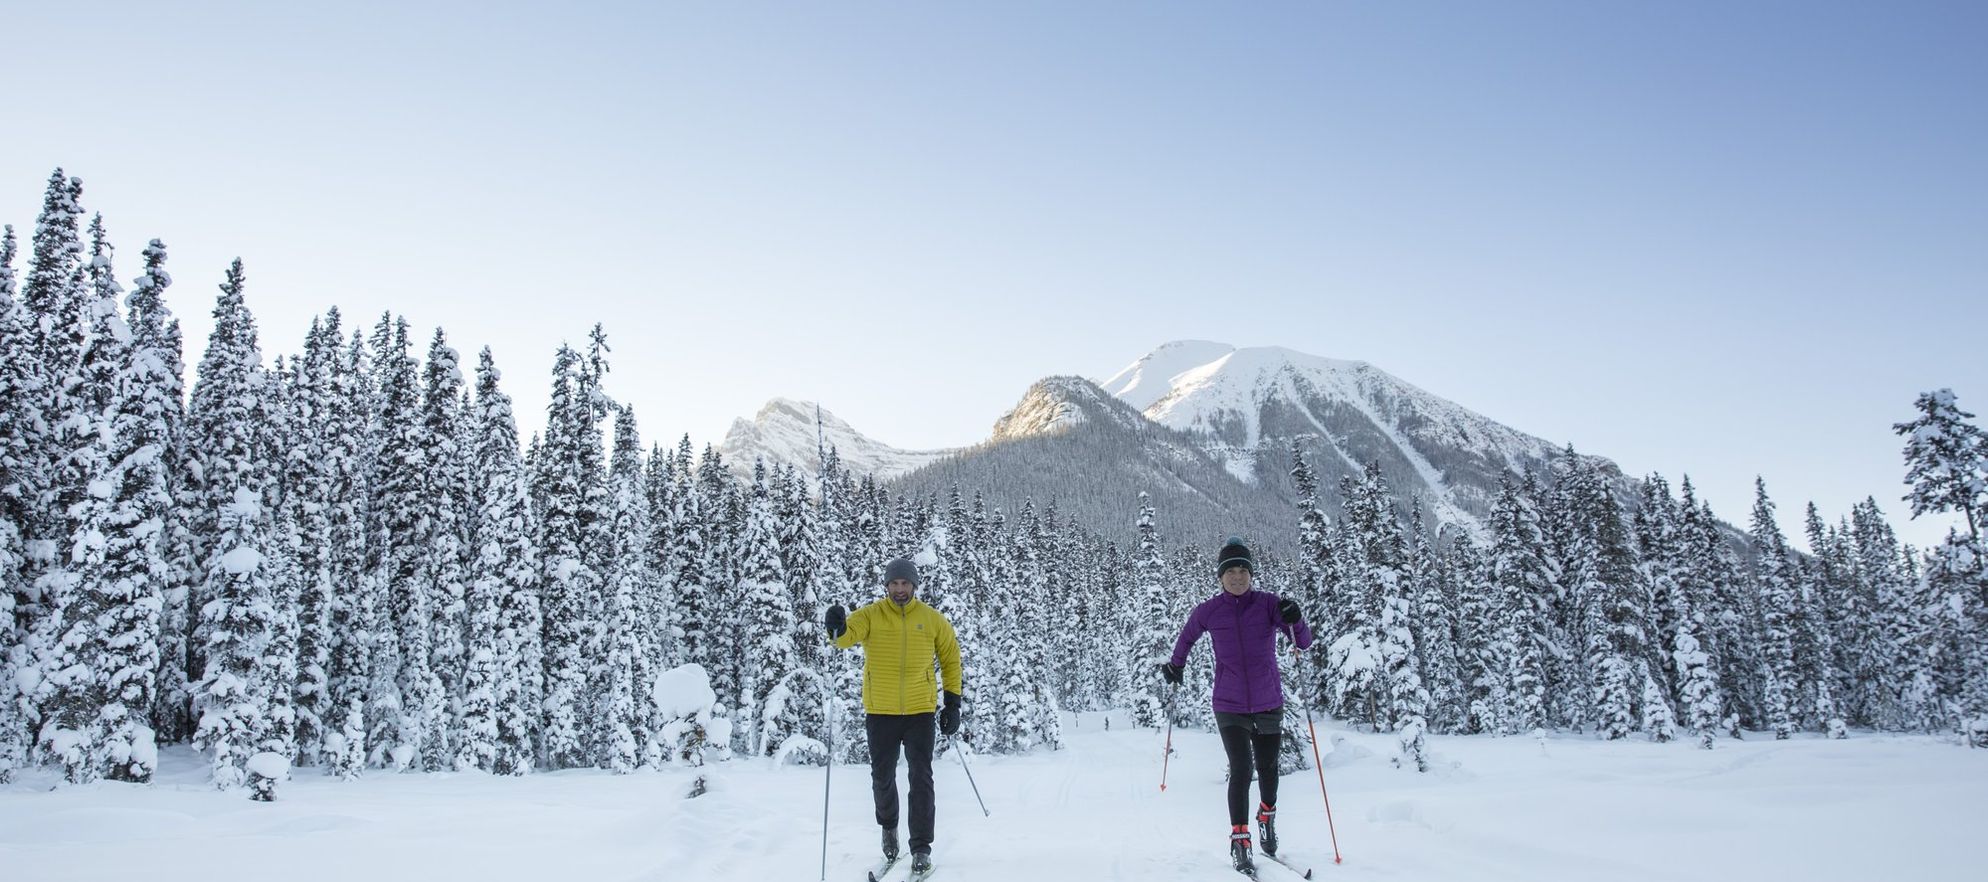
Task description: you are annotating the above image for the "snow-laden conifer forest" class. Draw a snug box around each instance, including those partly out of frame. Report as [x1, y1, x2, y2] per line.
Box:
[3, 171, 1987, 880]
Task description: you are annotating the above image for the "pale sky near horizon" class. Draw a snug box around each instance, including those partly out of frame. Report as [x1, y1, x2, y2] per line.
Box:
[5, 1, 1983, 550]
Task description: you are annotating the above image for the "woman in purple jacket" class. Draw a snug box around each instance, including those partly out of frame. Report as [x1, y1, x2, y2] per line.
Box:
[1161, 537, 1313, 875]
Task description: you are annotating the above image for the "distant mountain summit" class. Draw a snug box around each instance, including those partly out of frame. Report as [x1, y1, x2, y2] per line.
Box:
[1099, 341, 1579, 535]
[717, 398, 956, 480]
[890, 376, 1297, 549]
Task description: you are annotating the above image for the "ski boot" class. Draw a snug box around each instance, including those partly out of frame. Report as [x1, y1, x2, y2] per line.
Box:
[910, 852, 933, 880]
[1230, 825, 1256, 876]
[882, 827, 900, 862]
[1256, 802, 1278, 856]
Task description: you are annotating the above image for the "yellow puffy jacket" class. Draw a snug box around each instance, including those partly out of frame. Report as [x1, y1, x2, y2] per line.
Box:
[832, 598, 963, 715]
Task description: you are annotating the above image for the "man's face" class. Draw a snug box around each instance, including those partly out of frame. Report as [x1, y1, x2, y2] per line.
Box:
[887, 578, 916, 604]
[1220, 565, 1252, 595]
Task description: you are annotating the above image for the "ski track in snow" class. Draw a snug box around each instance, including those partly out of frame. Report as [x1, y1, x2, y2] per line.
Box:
[2, 711, 1982, 882]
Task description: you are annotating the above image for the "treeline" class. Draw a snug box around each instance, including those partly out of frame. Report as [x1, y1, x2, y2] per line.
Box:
[3, 169, 1983, 798]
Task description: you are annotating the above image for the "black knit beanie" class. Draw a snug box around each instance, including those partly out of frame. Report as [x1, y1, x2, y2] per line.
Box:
[1216, 537, 1253, 575]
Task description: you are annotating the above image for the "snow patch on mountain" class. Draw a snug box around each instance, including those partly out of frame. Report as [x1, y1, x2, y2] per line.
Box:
[718, 398, 957, 481]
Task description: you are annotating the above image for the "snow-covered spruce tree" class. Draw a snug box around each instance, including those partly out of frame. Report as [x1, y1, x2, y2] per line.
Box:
[1016, 500, 1064, 749]
[1324, 469, 1386, 727]
[36, 219, 133, 782]
[0, 225, 35, 781]
[1639, 475, 1720, 748]
[19, 175, 90, 757]
[1851, 498, 1919, 730]
[1798, 504, 1848, 738]
[324, 324, 375, 778]
[1564, 454, 1647, 741]
[660, 435, 703, 677]
[1681, 478, 1756, 734]
[1125, 493, 1174, 728]
[769, 463, 831, 764]
[643, 442, 680, 671]
[466, 348, 542, 774]
[1924, 531, 1988, 744]
[1448, 533, 1505, 734]
[1894, 389, 1985, 542]
[420, 329, 472, 766]
[1288, 449, 1331, 715]
[1407, 500, 1464, 734]
[370, 317, 443, 770]
[932, 487, 988, 748]
[1489, 474, 1552, 736]
[85, 227, 177, 782]
[532, 343, 607, 769]
[284, 314, 339, 769]
[255, 459, 302, 791]
[136, 246, 192, 747]
[187, 259, 278, 790]
[694, 444, 742, 745]
[1749, 478, 1801, 740]
[598, 405, 654, 773]
[738, 461, 801, 759]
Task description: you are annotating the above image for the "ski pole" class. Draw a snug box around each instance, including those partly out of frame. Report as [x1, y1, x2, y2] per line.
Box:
[1296, 648, 1342, 865]
[1159, 681, 1179, 791]
[820, 675, 834, 881]
[948, 735, 990, 816]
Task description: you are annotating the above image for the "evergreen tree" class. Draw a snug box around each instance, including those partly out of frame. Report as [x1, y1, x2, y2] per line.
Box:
[1125, 493, 1173, 728]
[371, 316, 443, 769]
[1639, 475, 1721, 748]
[1850, 498, 1918, 730]
[420, 329, 472, 765]
[1407, 501, 1463, 734]
[0, 225, 33, 780]
[37, 218, 134, 782]
[1489, 475, 1552, 736]
[1749, 478, 1801, 739]
[82, 225, 175, 782]
[20, 175, 90, 755]
[1926, 533, 1988, 745]
[533, 344, 600, 769]
[739, 461, 800, 758]
[1894, 389, 1985, 541]
[599, 405, 654, 772]
[1564, 455, 1646, 741]
[186, 260, 278, 789]
[285, 314, 340, 768]
[466, 348, 542, 774]
[1799, 504, 1849, 738]
[323, 325, 375, 778]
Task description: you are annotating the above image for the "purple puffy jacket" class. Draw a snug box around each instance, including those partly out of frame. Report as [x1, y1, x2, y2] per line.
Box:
[1169, 589, 1314, 714]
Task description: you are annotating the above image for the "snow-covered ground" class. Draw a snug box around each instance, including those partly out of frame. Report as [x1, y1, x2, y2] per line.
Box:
[3, 712, 1980, 882]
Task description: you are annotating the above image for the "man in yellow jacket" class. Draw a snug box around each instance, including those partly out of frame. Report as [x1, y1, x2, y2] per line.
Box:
[825, 557, 962, 875]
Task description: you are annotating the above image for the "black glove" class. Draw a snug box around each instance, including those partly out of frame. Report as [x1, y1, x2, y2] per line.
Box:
[1160, 663, 1184, 685]
[940, 691, 961, 736]
[825, 605, 847, 639]
[1278, 598, 1303, 624]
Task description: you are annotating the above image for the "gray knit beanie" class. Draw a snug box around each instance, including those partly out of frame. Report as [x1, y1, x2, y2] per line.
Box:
[883, 557, 920, 587]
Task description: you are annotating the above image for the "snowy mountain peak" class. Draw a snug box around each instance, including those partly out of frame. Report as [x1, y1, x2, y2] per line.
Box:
[990, 376, 1150, 442]
[1099, 339, 1238, 412]
[718, 398, 957, 482]
[1099, 341, 1578, 537]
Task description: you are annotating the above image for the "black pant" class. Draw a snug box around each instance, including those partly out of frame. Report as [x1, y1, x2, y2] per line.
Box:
[1219, 722, 1282, 827]
[866, 712, 936, 855]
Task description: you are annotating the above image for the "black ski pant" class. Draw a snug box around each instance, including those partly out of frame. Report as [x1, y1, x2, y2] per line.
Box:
[866, 712, 937, 855]
[1217, 713, 1283, 828]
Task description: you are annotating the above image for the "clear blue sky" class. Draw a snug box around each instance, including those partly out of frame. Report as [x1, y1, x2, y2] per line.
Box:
[6, 1, 1984, 548]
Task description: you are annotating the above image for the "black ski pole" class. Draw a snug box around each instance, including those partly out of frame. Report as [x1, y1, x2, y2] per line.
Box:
[948, 735, 990, 816]
[820, 673, 834, 880]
